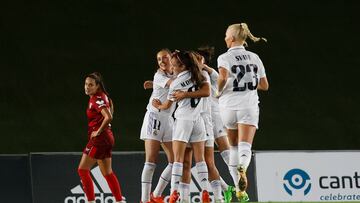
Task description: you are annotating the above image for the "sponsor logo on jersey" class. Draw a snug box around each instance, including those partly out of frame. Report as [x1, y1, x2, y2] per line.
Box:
[96, 100, 106, 108]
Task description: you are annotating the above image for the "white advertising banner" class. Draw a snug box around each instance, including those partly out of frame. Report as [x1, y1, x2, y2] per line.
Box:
[255, 151, 360, 202]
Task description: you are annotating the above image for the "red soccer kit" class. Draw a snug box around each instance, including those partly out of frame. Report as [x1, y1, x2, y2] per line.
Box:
[83, 92, 114, 159]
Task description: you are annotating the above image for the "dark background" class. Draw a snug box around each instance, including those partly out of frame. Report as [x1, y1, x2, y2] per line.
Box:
[1, 0, 359, 153]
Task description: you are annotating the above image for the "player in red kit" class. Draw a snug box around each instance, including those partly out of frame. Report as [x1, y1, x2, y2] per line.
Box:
[78, 72, 125, 203]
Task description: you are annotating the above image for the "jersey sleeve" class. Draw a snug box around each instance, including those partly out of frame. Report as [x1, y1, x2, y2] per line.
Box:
[202, 70, 211, 84]
[153, 72, 171, 88]
[255, 55, 266, 78]
[217, 54, 230, 70]
[209, 68, 219, 84]
[167, 82, 176, 101]
[92, 96, 109, 113]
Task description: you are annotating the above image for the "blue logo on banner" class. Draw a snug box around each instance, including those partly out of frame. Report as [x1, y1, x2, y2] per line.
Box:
[283, 168, 311, 196]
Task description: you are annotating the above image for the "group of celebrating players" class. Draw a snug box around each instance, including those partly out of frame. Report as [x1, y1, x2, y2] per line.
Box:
[77, 22, 268, 203]
[139, 22, 269, 203]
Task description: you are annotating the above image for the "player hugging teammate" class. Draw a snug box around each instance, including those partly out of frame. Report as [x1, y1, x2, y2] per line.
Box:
[140, 22, 269, 203]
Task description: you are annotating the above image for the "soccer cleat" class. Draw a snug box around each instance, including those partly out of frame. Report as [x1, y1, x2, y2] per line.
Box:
[118, 196, 127, 203]
[237, 165, 248, 192]
[235, 191, 249, 202]
[169, 190, 180, 203]
[202, 190, 211, 203]
[223, 185, 234, 203]
[150, 193, 165, 203]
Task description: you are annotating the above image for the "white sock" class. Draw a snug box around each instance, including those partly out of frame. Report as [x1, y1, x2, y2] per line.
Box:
[171, 162, 183, 192]
[141, 162, 156, 202]
[220, 149, 230, 165]
[210, 179, 223, 201]
[220, 149, 231, 190]
[220, 176, 229, 191]
[195, 161, 209, 191]
[238, 142, 252, 170]
[229, 146, 239, 187]
[153, 163, 172, 197]
[179, 182, 190, 202]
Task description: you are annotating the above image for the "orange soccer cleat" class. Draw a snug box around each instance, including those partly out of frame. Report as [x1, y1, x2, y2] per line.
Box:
[169, 190, 180, 203]
[150, 193, 164, 203]
[202, 190, 211, 203]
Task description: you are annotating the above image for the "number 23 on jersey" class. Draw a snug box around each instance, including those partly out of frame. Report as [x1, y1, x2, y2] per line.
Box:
[231, 64, 258, 92]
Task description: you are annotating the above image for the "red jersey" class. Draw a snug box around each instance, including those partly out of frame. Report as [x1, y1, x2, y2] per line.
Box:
[86, 92, 111, 135]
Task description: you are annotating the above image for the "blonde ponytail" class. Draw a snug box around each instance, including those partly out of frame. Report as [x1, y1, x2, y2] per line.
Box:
[228, 23, 267, 46]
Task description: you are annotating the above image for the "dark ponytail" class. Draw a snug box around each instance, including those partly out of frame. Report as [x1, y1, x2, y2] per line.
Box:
[86, 72, 114, 114]
[173, 51, 205, 87]
[197, 46, 215, 65]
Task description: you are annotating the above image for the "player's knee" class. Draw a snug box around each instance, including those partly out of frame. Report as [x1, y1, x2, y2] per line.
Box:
[78, 168, 90, 177]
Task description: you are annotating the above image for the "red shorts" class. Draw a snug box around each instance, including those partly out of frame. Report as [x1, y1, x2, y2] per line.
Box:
[83, 129, 115, 159]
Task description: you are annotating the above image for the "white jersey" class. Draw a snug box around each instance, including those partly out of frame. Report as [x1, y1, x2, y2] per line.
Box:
[217, 45, 266, 110]
[208, 68, 221, 109]
[146, 69, 174, 114]
[168, 71, 203, 121]
[201, 70, 211, 116]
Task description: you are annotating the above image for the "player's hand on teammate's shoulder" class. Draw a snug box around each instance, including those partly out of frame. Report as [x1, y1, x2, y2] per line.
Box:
[172, 90, 186, 101]
[152, 98, 161, 108]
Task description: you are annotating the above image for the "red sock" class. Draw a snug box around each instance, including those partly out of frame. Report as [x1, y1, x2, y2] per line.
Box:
[104, 172, 123, 201]
[78, 169, 95, 201]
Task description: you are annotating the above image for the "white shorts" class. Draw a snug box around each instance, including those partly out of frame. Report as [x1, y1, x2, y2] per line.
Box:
[201, 113, 215, 147]
[140, 111, 173, 142]
[211, 108, 227, 139]
[172, 117, 206, 143]
[219, 107, 259, 129]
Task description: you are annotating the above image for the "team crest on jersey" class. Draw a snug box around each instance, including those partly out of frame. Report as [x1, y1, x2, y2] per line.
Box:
[96, 100, 106, 108]
[153, 129, 158, 136]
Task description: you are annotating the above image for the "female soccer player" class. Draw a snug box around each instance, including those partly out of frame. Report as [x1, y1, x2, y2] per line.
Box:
[217, 23, 269, 202]
[152, 50, 211, 203]
[78, 72, 125, 203]
[140, 49, 175, 203]
[198, 47, 235, 203]
[171, 51, 224, 203]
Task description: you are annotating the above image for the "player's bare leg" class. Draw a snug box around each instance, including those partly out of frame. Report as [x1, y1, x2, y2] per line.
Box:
[192, 141, 210, 203]
[180, 147, 192, 203]
[205, 146, 223, 202]
[141, 139, 161, 203]
[151, 141, 174, 203]
[226, 128, 241, 196]
[169, 140, 187, 203]
[236, 123, 256, 202]
[215, 136, 234, 203]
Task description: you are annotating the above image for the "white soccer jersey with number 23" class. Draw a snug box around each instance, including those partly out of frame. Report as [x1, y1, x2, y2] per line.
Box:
[217, 45, 266, 110]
